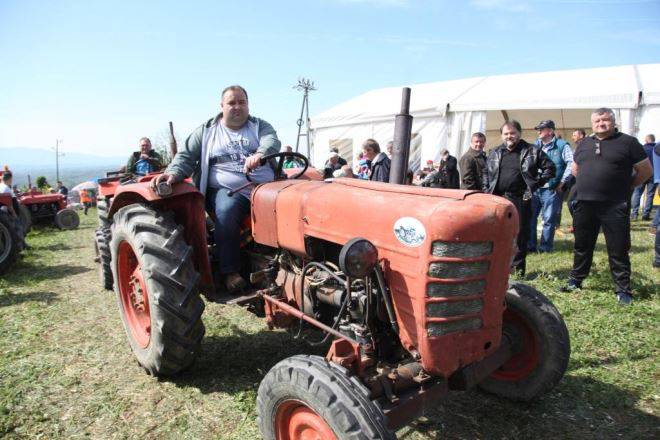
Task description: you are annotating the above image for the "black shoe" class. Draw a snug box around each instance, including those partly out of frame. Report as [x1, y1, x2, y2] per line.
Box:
[616, 291, 633, 305]
[560, 279, 582, 292]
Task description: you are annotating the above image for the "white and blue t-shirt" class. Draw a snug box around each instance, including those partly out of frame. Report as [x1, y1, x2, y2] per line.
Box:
[207, 120, 274, 199]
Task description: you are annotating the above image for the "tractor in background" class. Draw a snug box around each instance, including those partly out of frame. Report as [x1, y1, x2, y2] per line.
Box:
[18, 188, 79, 230]
[0, 168, 27, 275]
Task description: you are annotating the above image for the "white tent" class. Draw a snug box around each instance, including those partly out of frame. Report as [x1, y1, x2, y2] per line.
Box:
[309, 63, 660, 171]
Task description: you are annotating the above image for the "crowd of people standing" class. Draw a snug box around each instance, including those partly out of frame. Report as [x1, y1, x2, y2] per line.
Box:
[320, 107, 656, 305]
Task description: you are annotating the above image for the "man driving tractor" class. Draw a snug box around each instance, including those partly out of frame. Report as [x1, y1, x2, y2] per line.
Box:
[153, 85, 281, 292]
[126, 137, 164, 176]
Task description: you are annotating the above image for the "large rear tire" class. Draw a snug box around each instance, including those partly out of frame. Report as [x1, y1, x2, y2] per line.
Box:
[111, 204, 205, 376]
[0, 210, 22, 275]
[478, 282, 570, 401]
[257, 355, 395, 440]
[94, 227, 113, 290]
[55, 208, 80, 230]
[97, 198, 110, 228]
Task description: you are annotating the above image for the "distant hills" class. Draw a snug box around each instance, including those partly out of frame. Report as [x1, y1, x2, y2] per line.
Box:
[0, 147, 126, 188]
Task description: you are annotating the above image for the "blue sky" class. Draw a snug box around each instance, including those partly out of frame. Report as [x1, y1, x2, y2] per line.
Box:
[1, 0, 659, 158]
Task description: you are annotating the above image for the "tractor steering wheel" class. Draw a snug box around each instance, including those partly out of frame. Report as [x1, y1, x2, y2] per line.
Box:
[245, 151, 310, 182]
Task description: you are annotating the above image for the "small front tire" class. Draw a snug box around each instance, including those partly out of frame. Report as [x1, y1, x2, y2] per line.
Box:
[478, 282, 570, 401]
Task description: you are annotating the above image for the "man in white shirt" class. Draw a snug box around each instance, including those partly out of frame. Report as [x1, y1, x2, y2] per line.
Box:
[155, 85, 281, 292]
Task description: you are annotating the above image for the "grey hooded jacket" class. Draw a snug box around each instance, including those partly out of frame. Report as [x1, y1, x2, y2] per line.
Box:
[166, 113, 281, 196]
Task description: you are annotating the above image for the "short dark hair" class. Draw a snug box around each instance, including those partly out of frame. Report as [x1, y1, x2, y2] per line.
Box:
[472, 132, 486, 141]
[574, 129, 586, 137]
[362, 139, 380, 153]
[221, 85, 248, 101]
[2, 171, 12, 182]
[592, 107, 615, 122]
[646, 134, 655, 142]
[500, 120, 522, 134]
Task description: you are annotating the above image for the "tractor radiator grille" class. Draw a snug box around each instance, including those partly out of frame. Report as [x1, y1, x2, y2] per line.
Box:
[426, 241, 493, 337]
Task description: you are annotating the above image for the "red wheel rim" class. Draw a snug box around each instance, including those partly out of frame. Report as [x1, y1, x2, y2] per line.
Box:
[117, 240, 151, 348]
[490, 308, 539, 381]
[275, 400, 337, 440]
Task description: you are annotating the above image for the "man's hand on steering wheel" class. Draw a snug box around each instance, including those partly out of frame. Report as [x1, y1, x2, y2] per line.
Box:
[243, 153, 264, 173]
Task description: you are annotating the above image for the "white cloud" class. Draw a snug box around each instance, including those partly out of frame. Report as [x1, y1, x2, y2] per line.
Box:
[469, 0, 531, 12]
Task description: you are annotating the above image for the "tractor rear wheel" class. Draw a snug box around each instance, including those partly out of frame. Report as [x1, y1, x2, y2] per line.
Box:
[94, 227, 113, 290]
[478, 282, 570, 401]
[0, 210, 22, 275]
[110, 204, 205, 376]
[18, 204, 31, 235]
[257, 355, 395, 440]
[55, 208, 80, 230]
[97, 198, 110, 228]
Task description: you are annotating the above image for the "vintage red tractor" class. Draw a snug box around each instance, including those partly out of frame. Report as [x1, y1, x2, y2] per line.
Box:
[18, 188, 79, 230]
[0, 169, 27, 275]
[96, 151, 570, 439]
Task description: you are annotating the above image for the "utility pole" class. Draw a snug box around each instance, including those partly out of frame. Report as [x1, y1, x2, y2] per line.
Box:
[294, 78, 316, 158]
[54, 139, 64, 183]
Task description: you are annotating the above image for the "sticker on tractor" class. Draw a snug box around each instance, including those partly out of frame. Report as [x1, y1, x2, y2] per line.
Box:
[393, 217, 426, 247]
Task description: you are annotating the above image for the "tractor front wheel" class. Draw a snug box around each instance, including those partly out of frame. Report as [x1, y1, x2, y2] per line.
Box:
[111, 204, 205, 376]
[478, 282, 570, 401]
[55, 208, 80, 230]
[0, 210, 22, 275]
[257, 355, 395, 440]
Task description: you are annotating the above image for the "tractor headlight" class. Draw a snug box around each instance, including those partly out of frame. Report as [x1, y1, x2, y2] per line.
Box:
[339, 238, 378, 279]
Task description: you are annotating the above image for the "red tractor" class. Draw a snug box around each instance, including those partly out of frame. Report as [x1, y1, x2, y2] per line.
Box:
[18, 188, 79, 230]
[0, 169, 27, 275]
[96, 151, 570, 439]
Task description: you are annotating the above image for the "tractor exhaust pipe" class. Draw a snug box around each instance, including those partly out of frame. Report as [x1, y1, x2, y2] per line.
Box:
[168, 121, 178, 160]
[389, 87, 413, 185]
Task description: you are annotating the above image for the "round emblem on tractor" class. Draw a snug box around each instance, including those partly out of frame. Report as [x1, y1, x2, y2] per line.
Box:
[393, 217, 426, 247]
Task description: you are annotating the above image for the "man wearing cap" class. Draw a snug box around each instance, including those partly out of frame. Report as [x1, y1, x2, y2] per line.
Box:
[562, 108, 652, 305]
[528, 120, 574, 253]
[153, 85, 280, 293]
[484, 120, 555, 276]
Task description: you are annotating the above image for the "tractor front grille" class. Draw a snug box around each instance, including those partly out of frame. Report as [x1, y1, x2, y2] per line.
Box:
[426, 240, 493, 337]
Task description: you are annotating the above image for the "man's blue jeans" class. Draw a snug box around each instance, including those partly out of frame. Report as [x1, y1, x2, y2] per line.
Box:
[206, 187, 251, 274]
[529, 188, 562, 252]
[631, 179, 657, 219]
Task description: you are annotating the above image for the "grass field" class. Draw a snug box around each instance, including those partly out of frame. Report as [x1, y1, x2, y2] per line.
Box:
[0, 208, 658, 439]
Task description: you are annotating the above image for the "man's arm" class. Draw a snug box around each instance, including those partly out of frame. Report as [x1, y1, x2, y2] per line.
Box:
[126, 154, 136, 174]
[165, 124, 204, 180]
[535, 149, 556, 190]
[557, 144, 574, 190]
[632, 159, 653, 187]
[459, 155, 475, 189]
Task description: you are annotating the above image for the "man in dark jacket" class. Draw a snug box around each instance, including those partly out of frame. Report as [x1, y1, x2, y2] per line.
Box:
[439, 149, 460, 189]
[363, 139, 390, 183]
[459, 132, 487, 190]
[485, 120, 556, 275]
[126, 137, 164, 175]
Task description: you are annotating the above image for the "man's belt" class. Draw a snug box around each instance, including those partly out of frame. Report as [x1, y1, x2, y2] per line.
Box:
[210, 153, 242, 166]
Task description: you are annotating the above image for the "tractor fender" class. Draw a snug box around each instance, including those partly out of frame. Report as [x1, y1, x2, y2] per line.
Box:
[108, 181, 213, 291]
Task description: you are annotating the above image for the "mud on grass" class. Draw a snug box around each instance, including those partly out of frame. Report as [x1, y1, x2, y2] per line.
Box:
[1, 208, 658, 439]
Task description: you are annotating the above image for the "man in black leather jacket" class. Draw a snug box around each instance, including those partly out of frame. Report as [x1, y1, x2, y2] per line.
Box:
[485, 120, 555, 275]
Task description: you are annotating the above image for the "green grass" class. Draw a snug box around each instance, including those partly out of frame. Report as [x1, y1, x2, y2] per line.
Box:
[0, 208, 658, 439]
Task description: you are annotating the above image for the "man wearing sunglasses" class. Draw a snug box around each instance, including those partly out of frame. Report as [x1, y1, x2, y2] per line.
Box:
[563, 108, 653, 305]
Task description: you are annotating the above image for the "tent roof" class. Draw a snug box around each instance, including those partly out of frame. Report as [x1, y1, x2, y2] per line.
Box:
[311, 63, 660, 129]
[311, 77, 483, 129]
